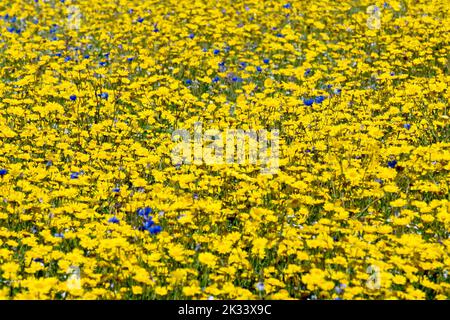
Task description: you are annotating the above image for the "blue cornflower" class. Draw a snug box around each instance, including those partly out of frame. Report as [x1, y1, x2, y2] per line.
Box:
[138, 207, 152, 218]
[54, 233, 64, 238]
[283, 3, 292, 9]
[70, 172, 79, 179]
[387, 160, 398, 168]
[108, 216, 119, 224]
[213, 49, 220, 55]
[334, 88, 342, 95]
[303, 98, 314, 106]
[84, 54, 90, 59]
[218, 61, 226, 72]
[403, 123, 411, 130]
[46, 160, 52, 167]
[263, 58, 270, 64]
[112, 187, 120, 192]
[99, 61, 107, 67]
[304, 68, 311, 76]
[185, 79, 192, 85]
[239, 62, 247, 69]
[212, 76, 220, 83]
[256, 282, 265, 291]
[335, 283, 346, 294]
[145, 207, 153, 217]
[64, 56, 71, 62]
[143, 220, 155, 230]
[100, 92, 109, 100]
[315, 95, 325, 104]
[70, 95, 77, 101]
[0, 169, 7, 176]
[188, 33, 195, 39]
[127, 57, 134, 62]
[256, 66, 262, 72]
[148, 225, 162, 235]
[137, 17, 144, 23]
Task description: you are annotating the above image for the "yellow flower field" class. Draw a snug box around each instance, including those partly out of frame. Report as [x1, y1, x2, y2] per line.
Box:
[0, 0, 449, 299]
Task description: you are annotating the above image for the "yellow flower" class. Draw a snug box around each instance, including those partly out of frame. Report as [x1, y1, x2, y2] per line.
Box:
[251, 237, 268, 259]
[132, 286, 143, 295]
[155, 287, 168, 296]
[198, 252, 218, 268]
[392, 275, 407, 285]
[182, 285, 201, 297]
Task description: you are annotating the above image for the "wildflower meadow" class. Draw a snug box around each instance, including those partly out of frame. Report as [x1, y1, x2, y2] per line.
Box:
[0, 0, 449, 300]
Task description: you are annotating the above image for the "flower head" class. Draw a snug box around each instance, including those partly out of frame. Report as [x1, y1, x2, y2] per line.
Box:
[148, 225, 162, 235]
[303, 98, 314, 106]
[70, 172, 80, 179]
[387, 160, 398, 168]
[314, 95, 325, 104]
[108, 216, 119, 224]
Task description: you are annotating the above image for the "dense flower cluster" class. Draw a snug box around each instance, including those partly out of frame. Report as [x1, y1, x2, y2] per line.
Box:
[0, 0, 449, 299]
